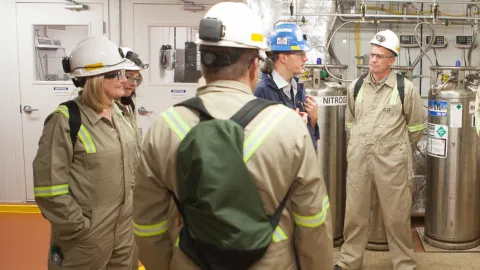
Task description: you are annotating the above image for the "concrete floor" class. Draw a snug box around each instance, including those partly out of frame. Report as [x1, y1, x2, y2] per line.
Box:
[1, 213, 479, 269]
[333, 250, 480, 270]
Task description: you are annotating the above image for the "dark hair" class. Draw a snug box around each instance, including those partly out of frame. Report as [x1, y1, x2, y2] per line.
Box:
[200, 45, 259, 81]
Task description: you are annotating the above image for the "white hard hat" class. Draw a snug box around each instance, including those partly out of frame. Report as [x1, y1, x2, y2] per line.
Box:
[66, 36, 132, 78]
[120, 47, 140, 71]
[370, 29, 400, 56]
[195, 2, 267, 50]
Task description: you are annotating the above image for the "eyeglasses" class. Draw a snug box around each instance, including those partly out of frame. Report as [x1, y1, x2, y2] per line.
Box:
[104, 69, 125, 80]
[126, 76, 142, 85]
[369, 53, 394, 60]
[282, 51, 307, 58]
[291, 52, 307, 58]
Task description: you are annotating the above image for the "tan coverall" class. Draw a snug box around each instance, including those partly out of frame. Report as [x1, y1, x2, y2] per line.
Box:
[116, 101, 142, 152]
[33, 95, 138, 270]
[338, 71, 424, 270]
[133, 80, 333, 270]
[476, 86, 480, 135]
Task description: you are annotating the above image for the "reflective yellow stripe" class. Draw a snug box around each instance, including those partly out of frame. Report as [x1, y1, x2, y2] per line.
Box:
[175, 236, 180, 247]
[243, 106, 289, 162]
[293, 195, 330, 228]
[163, 105, 287, 162]
[55, 105, 97, 153]
[408, 123, 425, 132]
[346, 121, 353, 129]
[55, 105, 69, 118]
[389, 84, 399, 105]
[272, 226, 288, 243]
[34, 184, 69, 197]
[133, 220, 168, 237]
[78, 125, 96, 153]
[162, 108, 191, 140]
[356, 86, 364, 103]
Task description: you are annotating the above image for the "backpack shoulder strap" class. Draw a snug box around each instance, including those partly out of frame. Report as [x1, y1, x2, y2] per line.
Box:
[397, 73, 405, 110]
[353, 72, 368, 102]
[230, 98, 279, 128]
[175, 97, 213, 121]
[60, 100, 81, 152]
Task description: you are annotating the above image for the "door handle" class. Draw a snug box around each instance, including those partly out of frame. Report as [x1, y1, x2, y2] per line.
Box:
[23, 105, 39, 114]
[138, 106, 153, 115]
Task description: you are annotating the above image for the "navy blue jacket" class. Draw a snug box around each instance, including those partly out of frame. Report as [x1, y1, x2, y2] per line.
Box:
[254, 73, 320, 150]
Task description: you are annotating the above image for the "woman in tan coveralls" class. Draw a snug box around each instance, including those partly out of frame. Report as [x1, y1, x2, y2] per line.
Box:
[33, 36, 138, 270]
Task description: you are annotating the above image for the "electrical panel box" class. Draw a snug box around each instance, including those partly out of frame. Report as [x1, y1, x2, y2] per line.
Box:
[399, 35, 419, 48]
[425, 36, 447, 48]
[35, 37, 63, 49]
[455, 36, 476, 48]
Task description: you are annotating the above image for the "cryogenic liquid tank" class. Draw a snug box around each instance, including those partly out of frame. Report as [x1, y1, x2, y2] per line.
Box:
[303, 65, 347, 247]
[425, 66, 480, 250]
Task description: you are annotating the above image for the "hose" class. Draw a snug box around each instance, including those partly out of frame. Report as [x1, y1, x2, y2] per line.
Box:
[411, 22, 435, 68]
[324, 20, 371, 83]
[468, 24, 478, 66]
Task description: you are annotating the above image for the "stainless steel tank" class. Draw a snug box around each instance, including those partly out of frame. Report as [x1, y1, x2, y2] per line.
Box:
[425, 66, 480, 250]
[366, 185, 389, 251]
[303, 64, 347, 247]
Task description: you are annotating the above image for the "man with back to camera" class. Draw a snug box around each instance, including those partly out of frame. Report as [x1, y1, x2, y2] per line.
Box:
[334, 29, 424, 270]
[132, 2, 333, 270]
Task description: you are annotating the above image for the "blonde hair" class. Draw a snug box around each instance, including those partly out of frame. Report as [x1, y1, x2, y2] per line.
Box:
[81, 75, 111, 113]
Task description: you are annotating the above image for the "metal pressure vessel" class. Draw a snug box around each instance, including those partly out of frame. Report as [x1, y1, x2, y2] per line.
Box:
[303, 65, 347, 247]
[425, 66, 480, 250]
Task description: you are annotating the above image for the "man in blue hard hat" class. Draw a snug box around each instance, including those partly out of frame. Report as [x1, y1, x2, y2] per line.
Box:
[254, 23, 320, 150]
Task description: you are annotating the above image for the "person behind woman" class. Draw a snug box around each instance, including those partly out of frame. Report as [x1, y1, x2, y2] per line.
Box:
[254, 23, 320, 150]
[33, 36, 138, 270]
[117, 47, 146, 148]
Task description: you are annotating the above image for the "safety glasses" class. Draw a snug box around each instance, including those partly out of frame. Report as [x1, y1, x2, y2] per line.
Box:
[103, 69, 126, 80]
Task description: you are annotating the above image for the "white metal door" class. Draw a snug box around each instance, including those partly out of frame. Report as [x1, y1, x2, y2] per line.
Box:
[17, 2, 105, 201]
[126, 2, 214, 137]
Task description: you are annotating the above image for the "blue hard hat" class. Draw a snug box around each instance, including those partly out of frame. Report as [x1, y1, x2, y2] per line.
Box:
[268, 23, 310, 52]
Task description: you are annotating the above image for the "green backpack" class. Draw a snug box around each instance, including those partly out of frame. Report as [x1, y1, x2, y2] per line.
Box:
[170, 97, 291, 270]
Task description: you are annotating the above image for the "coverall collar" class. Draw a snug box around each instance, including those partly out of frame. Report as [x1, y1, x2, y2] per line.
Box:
[196, 80, 254, 96]
[365, 70, 396, 88]
[76, 93, 118, 125]
[271, 70, 297, 90]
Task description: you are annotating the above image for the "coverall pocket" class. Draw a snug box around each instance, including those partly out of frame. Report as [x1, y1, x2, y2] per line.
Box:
[377, 104, 398, 127]
[84, 150, 119, 183]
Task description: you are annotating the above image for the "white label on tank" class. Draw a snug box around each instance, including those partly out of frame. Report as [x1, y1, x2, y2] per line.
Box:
[469, 101, 476, 114]
[449, 103, 463, 128]
[316, 95, 347, 106]
[427, 137, 447, 158]
[427, 123, 448, 158]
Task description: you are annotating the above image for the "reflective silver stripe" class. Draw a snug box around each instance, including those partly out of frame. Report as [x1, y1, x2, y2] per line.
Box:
[272, 226, 288, 243]
[243, 106, 289, 162]
[133, 220, 168, 237]
[293, 195, 330, 228]
[162, 108, 191, 140]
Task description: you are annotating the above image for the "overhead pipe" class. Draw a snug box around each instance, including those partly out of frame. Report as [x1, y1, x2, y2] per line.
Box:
[293, 13, 480, 21]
